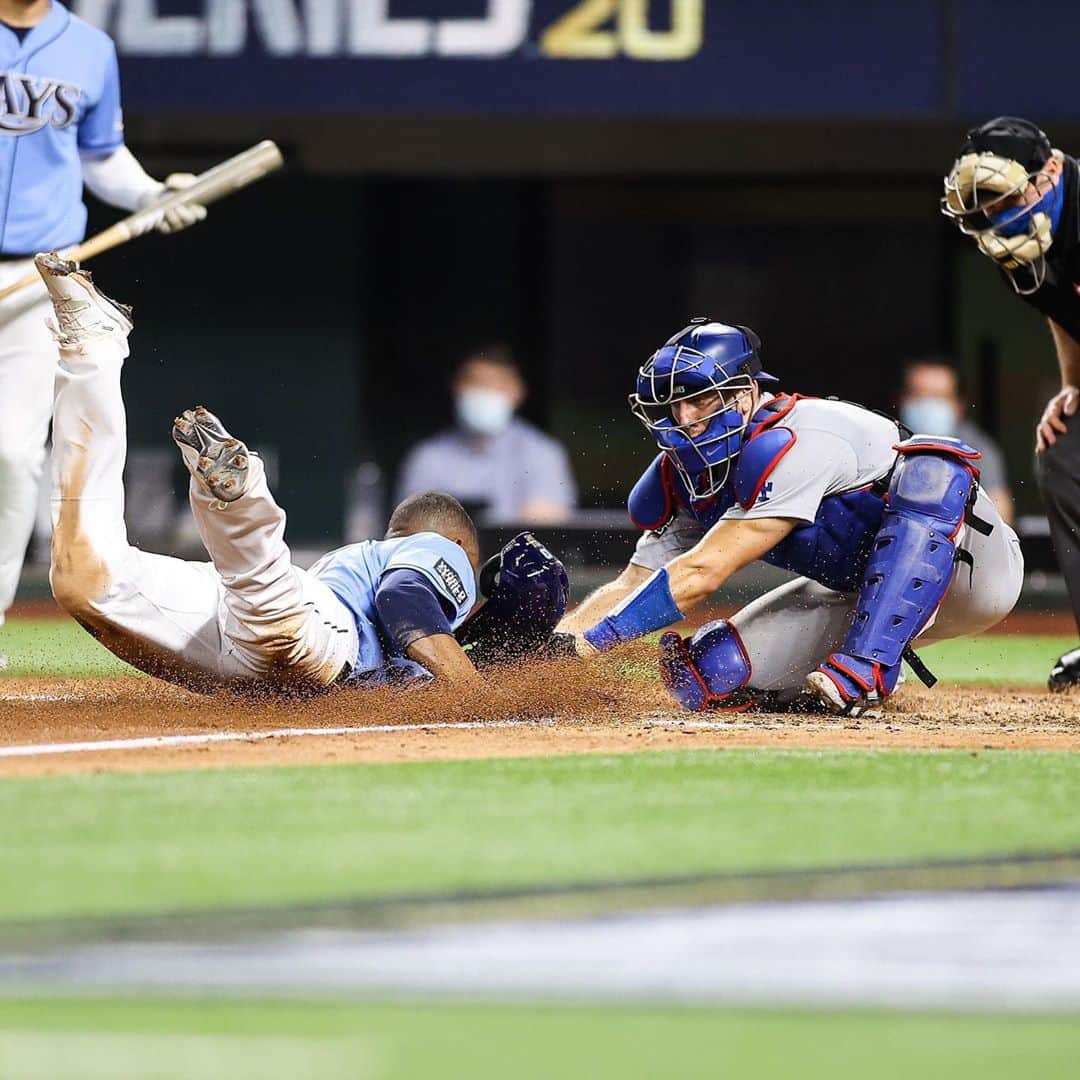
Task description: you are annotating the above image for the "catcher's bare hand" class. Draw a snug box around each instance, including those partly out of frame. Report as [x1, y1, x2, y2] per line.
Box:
[1036, 385, 1080, 452]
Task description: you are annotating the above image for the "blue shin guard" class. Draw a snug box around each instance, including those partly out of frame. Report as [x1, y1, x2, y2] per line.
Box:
[812, 438, 981, 711]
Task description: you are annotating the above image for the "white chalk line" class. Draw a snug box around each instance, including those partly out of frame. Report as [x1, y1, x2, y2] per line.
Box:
[0, 716, 769, 760]
[0, 719, 566, 759]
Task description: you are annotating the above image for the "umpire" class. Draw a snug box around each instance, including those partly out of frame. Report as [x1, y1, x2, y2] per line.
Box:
[942, 116, 1080, 690]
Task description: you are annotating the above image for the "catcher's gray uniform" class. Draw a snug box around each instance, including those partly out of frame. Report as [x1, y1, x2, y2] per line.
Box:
[630, 396, 1023, 691]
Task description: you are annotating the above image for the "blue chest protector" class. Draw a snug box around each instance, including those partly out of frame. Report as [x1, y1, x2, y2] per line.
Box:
[628, 405, 888, 593]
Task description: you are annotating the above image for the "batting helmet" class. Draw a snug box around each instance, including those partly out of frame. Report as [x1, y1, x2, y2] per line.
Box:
[454, 532, 569, 668]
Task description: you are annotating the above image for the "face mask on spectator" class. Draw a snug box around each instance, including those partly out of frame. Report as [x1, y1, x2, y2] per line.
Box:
[900, 397, 957, 438]
[456, 388, 514, 436]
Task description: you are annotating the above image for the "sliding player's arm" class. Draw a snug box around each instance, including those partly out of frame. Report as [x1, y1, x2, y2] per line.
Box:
[375, 569, 481, 687]
[405, 632, 482, 687]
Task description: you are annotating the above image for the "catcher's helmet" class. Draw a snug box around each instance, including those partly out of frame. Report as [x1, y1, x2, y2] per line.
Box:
[629, 319, 777, 498]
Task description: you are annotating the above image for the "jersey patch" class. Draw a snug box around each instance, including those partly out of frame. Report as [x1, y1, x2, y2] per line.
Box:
[434, 557, 469, 608]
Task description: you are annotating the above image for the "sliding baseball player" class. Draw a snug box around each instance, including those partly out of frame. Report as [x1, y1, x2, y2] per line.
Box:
[36, 253, 569, 693]
[0, 0, 205, 658]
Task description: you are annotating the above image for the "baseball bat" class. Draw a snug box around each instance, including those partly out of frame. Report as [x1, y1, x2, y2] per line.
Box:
[0, 140, 284, 302]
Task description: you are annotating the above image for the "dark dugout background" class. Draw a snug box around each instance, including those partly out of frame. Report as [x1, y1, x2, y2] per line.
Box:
[79, 0, 1080, 543]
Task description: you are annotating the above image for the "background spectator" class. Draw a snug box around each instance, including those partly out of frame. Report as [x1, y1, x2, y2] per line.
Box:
[397, 347, 576, 525]
[898, 359, 1014, 525]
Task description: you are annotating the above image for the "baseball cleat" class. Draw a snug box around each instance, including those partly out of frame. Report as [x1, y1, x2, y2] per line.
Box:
[804, 670, 883, 718]
[1048, 647, 1080, 692]
[172, 406, 251, 502]
[34, 252, 133, 343]
[804, 670, 849, 713]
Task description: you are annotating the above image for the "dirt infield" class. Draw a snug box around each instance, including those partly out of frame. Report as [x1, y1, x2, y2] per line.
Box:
[3, 647, 1080, 776]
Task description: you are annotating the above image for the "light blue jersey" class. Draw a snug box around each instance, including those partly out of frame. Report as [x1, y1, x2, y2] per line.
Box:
[0, 3, 123, 254]
[310, 532, 476, 682]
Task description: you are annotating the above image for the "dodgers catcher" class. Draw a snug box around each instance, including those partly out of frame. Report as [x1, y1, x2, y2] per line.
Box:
[558, 320, 1024, 716]
[36, 253, 567, 694]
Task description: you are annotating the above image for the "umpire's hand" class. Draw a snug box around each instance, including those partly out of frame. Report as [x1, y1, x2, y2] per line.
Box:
[1036, 385, 1080, 452]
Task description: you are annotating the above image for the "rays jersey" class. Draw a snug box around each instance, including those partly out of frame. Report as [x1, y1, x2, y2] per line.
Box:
[310, 532, 476, 682]
[0, 4, 124, 254]
[629, 394, 909, 592]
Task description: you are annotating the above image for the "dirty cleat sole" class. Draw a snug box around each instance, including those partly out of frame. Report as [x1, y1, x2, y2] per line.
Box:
[172, 406, 251, 502]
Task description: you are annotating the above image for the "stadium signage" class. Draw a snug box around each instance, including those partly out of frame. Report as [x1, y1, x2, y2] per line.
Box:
[74, 0, 705, 61]
[70, 1, 956, 118]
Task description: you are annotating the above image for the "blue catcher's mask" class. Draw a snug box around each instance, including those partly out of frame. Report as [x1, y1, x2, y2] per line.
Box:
[629, 319, 778, 498]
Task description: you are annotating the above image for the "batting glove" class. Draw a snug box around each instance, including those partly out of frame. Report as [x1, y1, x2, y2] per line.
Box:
[136, 174, 208, 235]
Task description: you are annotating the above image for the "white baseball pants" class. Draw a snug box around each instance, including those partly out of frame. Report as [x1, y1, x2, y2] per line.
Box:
[633, 494, 1025, 692]
[0, 262, 54, 623]
[49, 320, 357, 692]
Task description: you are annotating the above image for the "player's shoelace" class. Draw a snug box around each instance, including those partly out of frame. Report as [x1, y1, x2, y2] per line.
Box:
[50, 297, 122, 341]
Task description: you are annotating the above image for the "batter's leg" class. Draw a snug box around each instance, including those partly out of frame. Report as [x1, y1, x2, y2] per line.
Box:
[39, 254, 233, 690]
[174, 407, 356, 687]
[730, 577, 856, 695]
[0, 266, 55, 626]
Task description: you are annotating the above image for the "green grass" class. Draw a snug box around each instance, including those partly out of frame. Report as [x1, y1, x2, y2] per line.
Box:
[1, 616, 1073, 684]
[3, 621, 1078, 1060]
[0, 998, 1076, 1079]
[0, 618, 134, 678]
[4, 749, 1080, 923]
[922, 633, 1073, 686]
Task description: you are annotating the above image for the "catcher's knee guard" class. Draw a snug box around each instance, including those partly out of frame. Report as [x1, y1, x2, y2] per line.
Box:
[660, 619, 752, 712]
[813, 437, 982, 710]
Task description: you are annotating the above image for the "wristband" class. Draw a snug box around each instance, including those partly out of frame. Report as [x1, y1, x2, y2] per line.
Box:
[583, 568, 684, 652]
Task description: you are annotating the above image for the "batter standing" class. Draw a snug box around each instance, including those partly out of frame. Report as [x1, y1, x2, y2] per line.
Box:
[0, 0, 205, 653]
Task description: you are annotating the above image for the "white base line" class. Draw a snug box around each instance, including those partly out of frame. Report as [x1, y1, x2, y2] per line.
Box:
[0, 717, 779, 761]
[0, 719, 554, 759]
